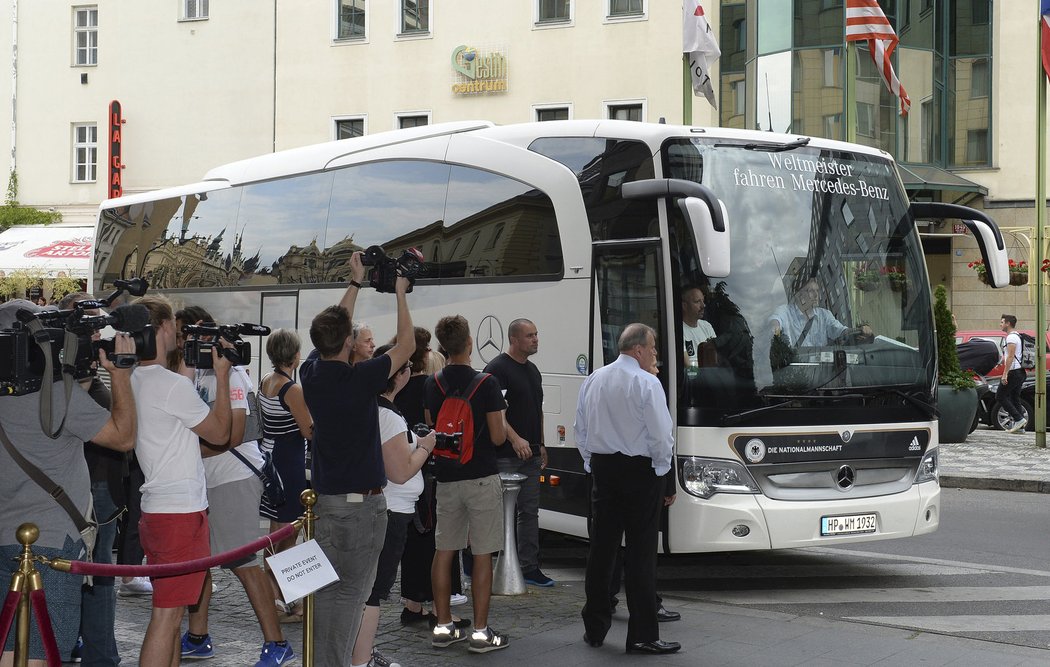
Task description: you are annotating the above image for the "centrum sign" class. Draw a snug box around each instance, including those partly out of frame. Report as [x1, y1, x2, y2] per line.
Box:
[451, 44, 507, 95]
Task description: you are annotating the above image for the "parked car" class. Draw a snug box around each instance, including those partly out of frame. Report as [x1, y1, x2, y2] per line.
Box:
[955, 329, 1050, 379]
[973, 374, 1041, 432]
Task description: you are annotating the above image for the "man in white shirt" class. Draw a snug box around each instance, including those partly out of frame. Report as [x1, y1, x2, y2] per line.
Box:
[681, 286, 715, 368]
[574, 323, 680, 656]
[997, 314, 1028, 433]
[770, 278, 871, 347]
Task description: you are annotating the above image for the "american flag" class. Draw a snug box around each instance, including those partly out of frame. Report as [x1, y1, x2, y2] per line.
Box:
[845, 0, 910, 116]
[1042, 0, 1050, 80]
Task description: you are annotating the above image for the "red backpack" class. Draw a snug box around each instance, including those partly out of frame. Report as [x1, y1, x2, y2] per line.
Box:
[432, 370, 490, 465]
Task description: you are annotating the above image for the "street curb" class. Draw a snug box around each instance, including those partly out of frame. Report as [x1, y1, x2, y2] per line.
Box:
[940, 474, 1050, 494]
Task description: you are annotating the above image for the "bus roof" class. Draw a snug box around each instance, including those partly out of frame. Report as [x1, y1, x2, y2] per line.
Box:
[98, 119, 893, 210]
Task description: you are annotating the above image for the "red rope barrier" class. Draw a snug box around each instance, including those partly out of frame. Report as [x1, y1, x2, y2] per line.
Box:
[29, 589, 60, 667]
[60, 523, 299, 577]
[0, 589, 19, 654]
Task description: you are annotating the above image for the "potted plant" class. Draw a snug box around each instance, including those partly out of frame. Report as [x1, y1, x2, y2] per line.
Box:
[1007, 259, 1029, 286]
[881, 265, 908, 292]
[967, 259, 992, 285]
[854, 263, 880, 291]
[933, 285, 978, 443]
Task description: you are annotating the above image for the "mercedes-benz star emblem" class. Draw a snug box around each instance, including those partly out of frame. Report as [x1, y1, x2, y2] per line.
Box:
[835, 465, 856, 490]
[476, 315, 504, 363]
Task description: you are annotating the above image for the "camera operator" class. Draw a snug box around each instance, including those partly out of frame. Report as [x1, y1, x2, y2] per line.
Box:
[299, 251, 415, 667]
[174, 305, 293, 667]
[0, 299, 137, 667]
[129, 296, 233, 667]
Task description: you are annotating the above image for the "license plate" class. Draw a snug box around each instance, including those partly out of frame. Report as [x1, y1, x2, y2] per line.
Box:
[820, 513, 877, 536]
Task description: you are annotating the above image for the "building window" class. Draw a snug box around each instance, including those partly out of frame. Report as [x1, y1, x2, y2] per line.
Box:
[823, 113, 842, 139]
[856, 102, 875, 137]
[538, 0, 570, 23]
[970, 58, 989, 98]
[966, 129, 988, 164]
[535, 105, 570, 122]
[397, 113, 430, 129]
[823, 49, 839, 87]
[607, 103, 643, 122]
[608, 0, 643, 18]
[72, 123, 97, 183]
[182, 0, 209, 20]
[334, 117, 365, 139]
[73, 7, 98, 66]
[337, 0, 366, 40]
[733, 80, 745, 116]
[400, 0, 429, 34]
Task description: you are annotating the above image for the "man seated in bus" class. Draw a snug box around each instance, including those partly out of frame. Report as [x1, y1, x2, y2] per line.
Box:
[770, 277, 872, 348]
[681, 285, 716, 369]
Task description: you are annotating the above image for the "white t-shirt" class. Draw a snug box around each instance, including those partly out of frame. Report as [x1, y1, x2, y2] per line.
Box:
[378, 407, 424, 514]
[1003, 331, 1023, 372]
[130, 364, 211, 514]
[683, 320, 715, 365]
[195, 366, 265, 488]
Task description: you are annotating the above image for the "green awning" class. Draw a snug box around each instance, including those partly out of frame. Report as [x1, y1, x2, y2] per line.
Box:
[897, 164, 988, 204]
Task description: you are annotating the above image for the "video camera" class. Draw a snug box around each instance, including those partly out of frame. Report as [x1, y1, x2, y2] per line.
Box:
[413, 422, 460, 454]
[182, 322, 271, 369]
[0, 278, 155, 396]
[361, 245, 425, 294]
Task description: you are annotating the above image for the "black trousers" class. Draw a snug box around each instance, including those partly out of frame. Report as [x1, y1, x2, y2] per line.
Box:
[997, 368, 1027, 422]
[581, 453, 663, 646]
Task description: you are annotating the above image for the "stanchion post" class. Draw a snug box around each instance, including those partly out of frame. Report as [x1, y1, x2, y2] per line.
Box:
[492, 473, 527, 596]
[300, 489, 317, 667]
[13, 523, 39, 667]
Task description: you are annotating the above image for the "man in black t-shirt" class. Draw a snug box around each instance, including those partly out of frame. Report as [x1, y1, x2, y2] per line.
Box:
[299, 252, 416, 667]
[483, 318, 552, 588]
[424, 315, 509, 653]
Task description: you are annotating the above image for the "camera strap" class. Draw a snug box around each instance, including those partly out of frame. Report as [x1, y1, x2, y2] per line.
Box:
[22, 317, 76, 439]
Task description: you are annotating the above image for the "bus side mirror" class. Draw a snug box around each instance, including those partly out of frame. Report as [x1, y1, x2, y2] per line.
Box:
[621, 178, 731, 278]
[679, 197, 730, 278]
[909, 202, 1009, 288]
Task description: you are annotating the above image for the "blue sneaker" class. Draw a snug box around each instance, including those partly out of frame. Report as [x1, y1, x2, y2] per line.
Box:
[70, 636, 83, 663]
[255, 641, 295, 666]
[180, 632, 214, 659]
[523, 568, 555, 587]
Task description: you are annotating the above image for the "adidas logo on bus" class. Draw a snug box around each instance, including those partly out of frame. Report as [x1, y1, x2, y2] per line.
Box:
[908, 436, 921, 452]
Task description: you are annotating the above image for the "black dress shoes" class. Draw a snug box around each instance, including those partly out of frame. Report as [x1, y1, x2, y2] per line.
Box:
[626, 639, 681, 655]
[583, 633, 604, 647]
[656, 604, 681, 622]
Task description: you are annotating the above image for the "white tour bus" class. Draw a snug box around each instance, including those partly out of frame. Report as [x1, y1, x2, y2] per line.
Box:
[91, 120, 1010, 553]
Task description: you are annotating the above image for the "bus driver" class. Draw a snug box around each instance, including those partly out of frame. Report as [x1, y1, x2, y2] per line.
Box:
[770, 278, 872, 348]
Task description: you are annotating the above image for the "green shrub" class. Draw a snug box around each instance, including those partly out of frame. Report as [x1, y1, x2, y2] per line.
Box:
[934, 284, 975, 390]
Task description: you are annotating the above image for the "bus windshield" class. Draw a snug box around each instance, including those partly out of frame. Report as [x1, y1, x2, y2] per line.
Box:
[663, 138, 934, 427]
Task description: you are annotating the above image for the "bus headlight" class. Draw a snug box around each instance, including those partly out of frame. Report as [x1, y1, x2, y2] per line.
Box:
[677, 456, 760, 500]
[915, 448, 938, 484]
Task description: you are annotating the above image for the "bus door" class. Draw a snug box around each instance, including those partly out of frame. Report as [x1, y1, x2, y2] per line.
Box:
[256, 291, 299, 381]
[589, 239, 675, 546]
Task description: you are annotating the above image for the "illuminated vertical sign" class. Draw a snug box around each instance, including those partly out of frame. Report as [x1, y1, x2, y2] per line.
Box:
[109, 100, 123, 199]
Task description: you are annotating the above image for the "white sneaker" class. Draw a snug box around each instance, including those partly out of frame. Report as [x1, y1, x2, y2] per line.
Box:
[118, 577, 153, 597]
[450, 593, 468, 606]
[1009, 417, 1028, 433]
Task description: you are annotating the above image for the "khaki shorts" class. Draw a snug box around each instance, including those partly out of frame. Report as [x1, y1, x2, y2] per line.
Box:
[434, 474, 504, 555]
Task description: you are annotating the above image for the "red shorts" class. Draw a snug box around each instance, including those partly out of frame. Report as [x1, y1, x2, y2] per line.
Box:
[139, 510, 210, 608]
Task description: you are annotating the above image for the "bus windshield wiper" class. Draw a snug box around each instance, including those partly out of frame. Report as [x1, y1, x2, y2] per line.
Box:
[721, 392, 863, 427]
[714, 138, 811, 153]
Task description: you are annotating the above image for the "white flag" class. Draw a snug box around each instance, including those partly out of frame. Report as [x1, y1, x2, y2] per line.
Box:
[683, 0, 721, 109]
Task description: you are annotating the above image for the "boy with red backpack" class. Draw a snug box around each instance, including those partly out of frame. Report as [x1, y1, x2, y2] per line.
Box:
[424, 314, 509, 653]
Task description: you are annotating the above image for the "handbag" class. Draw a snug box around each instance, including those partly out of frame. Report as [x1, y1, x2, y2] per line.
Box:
[231, 447, 286, 508]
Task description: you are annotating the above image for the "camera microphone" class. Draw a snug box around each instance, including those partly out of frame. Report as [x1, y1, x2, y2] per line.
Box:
[109, 304, 151, 332]
[113, 277, 149, 297]
[236, 323, 272, 336]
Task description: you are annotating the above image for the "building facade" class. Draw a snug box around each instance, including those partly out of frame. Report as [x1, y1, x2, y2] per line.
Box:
[0, 0, 1040, 329]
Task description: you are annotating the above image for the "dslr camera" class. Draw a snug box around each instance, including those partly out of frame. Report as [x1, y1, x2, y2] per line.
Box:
[0, 278, 154, 396]
[413, 423, 461, 454]
[182, 322, 271, 369]
[360, 245, 425, 294]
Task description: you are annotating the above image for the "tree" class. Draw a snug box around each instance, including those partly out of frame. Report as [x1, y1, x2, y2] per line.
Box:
[934, 284, 975, 390]
[0, 170, 62, 230]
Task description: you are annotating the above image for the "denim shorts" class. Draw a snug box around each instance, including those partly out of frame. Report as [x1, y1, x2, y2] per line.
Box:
[0, 535, 84, 660]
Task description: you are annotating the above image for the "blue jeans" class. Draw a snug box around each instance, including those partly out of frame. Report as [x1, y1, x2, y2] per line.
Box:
[314, 493, 387, 666]
[496, 456, 542, 572]
[80, 480, 121, 666]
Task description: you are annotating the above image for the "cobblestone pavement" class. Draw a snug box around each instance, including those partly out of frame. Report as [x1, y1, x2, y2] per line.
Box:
[95, 425, 1050, 665]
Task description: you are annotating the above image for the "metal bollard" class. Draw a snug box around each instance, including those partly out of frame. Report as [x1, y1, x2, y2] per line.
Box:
[492, 472, 528, 595]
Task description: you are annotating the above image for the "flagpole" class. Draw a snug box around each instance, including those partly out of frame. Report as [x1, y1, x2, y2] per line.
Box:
[1036, 10, 1047, 448]
[845, 43, 856, 143]
[683, 54, 693, 126]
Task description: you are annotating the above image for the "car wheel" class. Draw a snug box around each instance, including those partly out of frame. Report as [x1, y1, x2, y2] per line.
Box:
[993, 399, 1033, 431]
